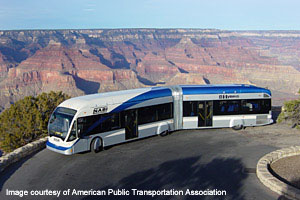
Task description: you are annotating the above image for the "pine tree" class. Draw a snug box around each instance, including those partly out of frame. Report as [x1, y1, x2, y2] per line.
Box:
[0, 91, 70, 152]
[278, 89, 300, 128]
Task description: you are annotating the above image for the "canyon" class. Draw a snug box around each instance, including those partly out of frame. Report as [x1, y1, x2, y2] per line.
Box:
[1, 29, 300, 111]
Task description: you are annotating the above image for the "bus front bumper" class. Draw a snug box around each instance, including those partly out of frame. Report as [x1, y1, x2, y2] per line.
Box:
[46, 140, 73, 155]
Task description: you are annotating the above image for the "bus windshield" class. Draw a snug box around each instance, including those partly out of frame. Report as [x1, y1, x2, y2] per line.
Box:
[48, 107, 77, 141]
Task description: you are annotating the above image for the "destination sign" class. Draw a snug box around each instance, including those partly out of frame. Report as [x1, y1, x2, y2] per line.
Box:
[219, 94, 239, 99]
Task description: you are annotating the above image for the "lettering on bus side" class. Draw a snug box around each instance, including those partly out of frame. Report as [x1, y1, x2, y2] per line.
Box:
[93, 106, 108, 115]
[219, 94, 240, 99]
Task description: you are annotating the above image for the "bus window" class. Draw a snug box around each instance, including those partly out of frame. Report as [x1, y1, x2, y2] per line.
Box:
[67, 120, 77, 141]
[110, 113, 121, 130]
[183, 101, 198, 117]
[241, 99, 270, 114]
[138, 106, 157, 125]
[261, 99, 271, 113]
[157, 103, 173, 121]
[48, 107, 76, 140]
[215, 99, 271, 115]
[101, 113, 120, 131]
[137, 103, 173, 125]
[78, 113, 121, 136]
[227, 101, 240, 114]
[214, 100, 240, 115]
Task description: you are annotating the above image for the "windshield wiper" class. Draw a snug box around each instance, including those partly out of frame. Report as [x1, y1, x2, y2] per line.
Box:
[49, 130, 65, 140]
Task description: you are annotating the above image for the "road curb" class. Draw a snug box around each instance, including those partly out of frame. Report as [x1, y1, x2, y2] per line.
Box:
[0, 137, 48, 172]
[257, 145, 300, 199]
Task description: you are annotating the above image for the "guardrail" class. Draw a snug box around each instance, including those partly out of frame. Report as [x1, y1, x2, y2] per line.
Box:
[257, 146, 300, 199]
[0, 137, 48, 172]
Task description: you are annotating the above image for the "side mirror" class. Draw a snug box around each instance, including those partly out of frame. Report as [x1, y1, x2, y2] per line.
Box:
[49, 118, 54, 123]
[77, 129, 82, 138]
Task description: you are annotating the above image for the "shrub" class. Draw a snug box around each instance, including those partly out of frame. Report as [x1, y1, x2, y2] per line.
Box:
[277, 98, 300, 129]
[0, 91, 70, 152]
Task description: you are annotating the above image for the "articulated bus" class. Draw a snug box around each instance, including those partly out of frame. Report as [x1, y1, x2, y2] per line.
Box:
[46, 84, 273, 155]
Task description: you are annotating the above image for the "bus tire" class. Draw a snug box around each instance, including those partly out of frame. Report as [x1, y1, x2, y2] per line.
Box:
[160, 130, 169, 137]
[91, 137, 102, 153]
[232, 124, 243, 131]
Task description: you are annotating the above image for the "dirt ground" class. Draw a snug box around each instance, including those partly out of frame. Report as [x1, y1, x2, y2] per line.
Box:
[271, 155, 300, 189]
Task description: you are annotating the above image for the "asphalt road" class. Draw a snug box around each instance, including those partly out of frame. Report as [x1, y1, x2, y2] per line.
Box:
[0, 128, 280, 200]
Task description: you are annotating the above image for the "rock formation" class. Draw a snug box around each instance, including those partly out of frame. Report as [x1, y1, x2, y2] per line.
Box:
[1, 29, 300, 111]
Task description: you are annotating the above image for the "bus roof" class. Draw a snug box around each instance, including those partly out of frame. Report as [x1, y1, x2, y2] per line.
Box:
[180, 84, 271, 96]
[58, 84, 271, 111]
[59, 87, 172, 111]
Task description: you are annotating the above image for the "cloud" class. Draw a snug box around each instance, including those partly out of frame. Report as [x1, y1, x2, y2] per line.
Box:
[83, 8, 95, 12]
[83, 2, 97, 12]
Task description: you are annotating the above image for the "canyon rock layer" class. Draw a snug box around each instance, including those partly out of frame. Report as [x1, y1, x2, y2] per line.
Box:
[1, 29, 300, 111]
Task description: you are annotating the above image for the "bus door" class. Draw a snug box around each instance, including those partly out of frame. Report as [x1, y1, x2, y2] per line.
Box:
[198, 101, 213, 127]
[75, 119, 88, 153]
[124, 110, 138, 140]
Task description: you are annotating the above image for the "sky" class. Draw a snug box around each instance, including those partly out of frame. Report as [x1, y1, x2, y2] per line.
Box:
[1, 0, 300, 30]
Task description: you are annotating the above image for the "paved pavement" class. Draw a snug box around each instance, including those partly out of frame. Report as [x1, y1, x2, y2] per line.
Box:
[0, 128, 281, 200]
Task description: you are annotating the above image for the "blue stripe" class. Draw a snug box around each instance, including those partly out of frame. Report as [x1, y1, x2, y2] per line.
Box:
[111, 87, 172, 113]
[181, 85, 271, 96]
[46, 140, 72, 151]
[84, 87, 172, 135]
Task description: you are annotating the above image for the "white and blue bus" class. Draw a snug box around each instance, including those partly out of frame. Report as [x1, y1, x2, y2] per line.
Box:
[46, 84, 272, 155]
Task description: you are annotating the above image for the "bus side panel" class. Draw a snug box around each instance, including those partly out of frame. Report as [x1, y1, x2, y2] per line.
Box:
[138, 123, 158, 137]
[101, 120, 174, 147]
[101, 129, 125, 146]
[182, 117, 198, 129]
[73, 138, 88, 153]
[138, 119, 174, 137]
[213, 115, 257, 128]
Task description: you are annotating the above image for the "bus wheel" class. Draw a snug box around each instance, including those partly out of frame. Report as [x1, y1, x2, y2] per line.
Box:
[160, 130, 169, 137]
[232, 124, 243, 131]
[91, 137, 102, 153]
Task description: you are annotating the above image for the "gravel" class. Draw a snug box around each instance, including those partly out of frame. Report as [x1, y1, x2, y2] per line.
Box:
[271, 155, 300, 189]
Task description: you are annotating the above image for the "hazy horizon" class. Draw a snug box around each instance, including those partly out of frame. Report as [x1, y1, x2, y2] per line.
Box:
[2, 28, 300, 32]
[1, 0, 300, 30]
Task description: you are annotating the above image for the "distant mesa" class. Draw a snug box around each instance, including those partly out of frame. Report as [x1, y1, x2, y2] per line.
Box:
[0, 29, 300, 111]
